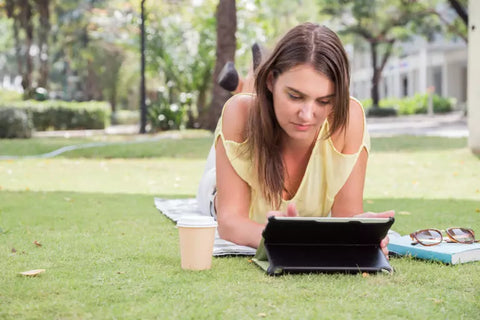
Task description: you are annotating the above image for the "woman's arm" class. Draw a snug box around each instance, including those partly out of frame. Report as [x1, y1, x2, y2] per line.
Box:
[330, 99, 395, 257]
[330, 99, 368, 217]
[214, 95, 265, 248]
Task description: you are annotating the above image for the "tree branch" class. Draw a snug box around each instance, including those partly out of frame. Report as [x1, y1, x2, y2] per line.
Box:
[448, 0, 468, 26]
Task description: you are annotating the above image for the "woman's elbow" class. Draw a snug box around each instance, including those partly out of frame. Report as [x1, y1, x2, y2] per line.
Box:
[217, 215, 238, 243]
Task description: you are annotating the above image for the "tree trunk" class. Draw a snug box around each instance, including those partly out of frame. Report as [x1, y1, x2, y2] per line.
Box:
[370, 41, 380, 108]
[35, 0, 50, 89]
[203, 0, 237, 131]
[370, 39, 395, 108]
[139, 0, 147, 134]
[5, 0, 24, 85]
[18, 0, 34, 98]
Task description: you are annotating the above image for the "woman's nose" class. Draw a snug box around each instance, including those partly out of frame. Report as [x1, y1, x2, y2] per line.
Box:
[298, 102, 314, 121]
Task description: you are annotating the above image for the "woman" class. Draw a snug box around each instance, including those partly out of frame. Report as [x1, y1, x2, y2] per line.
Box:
[197, 22, 394, 255]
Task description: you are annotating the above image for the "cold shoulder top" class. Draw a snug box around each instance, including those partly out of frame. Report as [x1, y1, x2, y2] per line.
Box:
[214, 94, 370, 224]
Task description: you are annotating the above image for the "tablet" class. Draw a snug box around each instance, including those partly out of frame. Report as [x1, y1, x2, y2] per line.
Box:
[255, 216, 395, 275]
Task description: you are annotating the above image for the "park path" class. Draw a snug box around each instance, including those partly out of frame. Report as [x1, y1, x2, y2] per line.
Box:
[33, 111, 468, 139]
[0, 112, 469, 160]
[366, 111, 467, 138]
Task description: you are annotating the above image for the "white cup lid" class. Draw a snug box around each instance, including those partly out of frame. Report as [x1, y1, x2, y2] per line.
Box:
[177, 215, 218, 228]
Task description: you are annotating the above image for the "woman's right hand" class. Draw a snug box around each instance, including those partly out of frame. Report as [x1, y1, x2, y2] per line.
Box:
[267, 202, 299, 218]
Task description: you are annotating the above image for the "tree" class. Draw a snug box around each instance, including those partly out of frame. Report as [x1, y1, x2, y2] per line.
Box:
[203, 0, 237, 131]
[321, 0, 434, 109]
[433, 0, 468, 42]
[140, 0, 146, 133]
[4, 0, 35, 98]
[35, 0, 51, 89]
[145, 0, 217, 131]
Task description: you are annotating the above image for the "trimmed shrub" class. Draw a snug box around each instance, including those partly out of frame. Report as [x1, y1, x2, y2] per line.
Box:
[362, 94, 453, 116]
[0, 108, 33, 139]
[366, 106, 398, 117]
[0, 100, 110, 131]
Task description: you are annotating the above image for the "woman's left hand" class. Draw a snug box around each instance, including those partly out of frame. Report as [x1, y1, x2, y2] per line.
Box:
[354, 210, 395, 258]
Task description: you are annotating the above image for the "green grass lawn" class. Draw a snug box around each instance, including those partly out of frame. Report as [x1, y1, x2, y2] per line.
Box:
[1, 133, 479, 319]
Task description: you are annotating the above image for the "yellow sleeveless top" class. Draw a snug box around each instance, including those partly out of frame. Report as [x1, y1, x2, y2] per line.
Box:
[214, 94, 370, 224]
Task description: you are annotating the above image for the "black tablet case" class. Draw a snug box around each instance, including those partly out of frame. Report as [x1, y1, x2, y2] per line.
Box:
[253, 217, 395, 275]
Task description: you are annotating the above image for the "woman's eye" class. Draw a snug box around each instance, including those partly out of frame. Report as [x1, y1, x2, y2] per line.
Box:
[318, 100, 330, 106]
[288, 93, 302, 100]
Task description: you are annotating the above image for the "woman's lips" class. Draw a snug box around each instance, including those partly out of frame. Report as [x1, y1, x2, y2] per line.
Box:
[292, 123, 311, 131]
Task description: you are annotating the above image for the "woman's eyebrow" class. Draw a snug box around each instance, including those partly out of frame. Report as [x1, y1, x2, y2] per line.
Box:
[286, 87, 335, 100]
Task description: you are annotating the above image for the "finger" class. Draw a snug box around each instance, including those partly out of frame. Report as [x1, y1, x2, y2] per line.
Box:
[286, 203, 299, 217]
[382, 246, 390, 260]
[266, 211, 283, 218]
[381, 236, 390, 248]
[356, 210, 395, 218]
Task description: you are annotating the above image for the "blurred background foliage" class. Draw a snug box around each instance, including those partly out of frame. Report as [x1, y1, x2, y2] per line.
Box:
[0, 0, 468, 134]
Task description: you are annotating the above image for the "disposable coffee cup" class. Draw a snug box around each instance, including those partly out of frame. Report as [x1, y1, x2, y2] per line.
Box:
[177, 215, 218, 270]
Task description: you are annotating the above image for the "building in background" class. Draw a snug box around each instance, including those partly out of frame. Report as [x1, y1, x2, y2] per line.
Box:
[350, 35, 467, 110]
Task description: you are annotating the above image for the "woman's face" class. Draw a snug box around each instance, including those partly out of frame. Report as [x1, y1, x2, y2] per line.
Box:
[268, 64, 334, 146]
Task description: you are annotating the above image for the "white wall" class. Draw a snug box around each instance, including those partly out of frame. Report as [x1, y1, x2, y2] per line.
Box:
[468, 0, 480, 153]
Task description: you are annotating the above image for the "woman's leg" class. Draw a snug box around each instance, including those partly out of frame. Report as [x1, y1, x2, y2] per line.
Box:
[196, 145, 217, 218]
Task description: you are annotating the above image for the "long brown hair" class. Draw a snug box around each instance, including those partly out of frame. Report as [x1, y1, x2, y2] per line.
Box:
[246, 22, 351, 209]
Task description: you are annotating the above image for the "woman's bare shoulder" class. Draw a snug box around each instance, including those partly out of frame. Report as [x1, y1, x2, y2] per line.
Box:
[330, 98, 365, 154]
[221, 94, 255, 143]
[343, 98, 366, 153]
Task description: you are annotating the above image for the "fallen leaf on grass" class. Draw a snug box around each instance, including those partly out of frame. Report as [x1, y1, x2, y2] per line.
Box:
[257, 313, 267, 318]
[117, 271, 125, 274]
[362, 272, 369, 278]
[33, 240, 42, 247]
[11, 248, 16, 253]
[476, 208, 480, 213]
[19, 269, 45, 277]
[427, 297, 443, 304]
[398, 211, 411, 215]
[366, 200, 374, 204]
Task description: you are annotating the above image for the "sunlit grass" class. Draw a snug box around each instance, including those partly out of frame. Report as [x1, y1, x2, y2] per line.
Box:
[1, 134, 479, 319]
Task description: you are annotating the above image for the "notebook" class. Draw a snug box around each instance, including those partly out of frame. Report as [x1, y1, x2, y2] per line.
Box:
[252, 216, 395, 275]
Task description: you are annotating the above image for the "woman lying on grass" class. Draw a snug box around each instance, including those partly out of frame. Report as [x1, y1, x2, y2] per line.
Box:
[197, 22, 394, 256]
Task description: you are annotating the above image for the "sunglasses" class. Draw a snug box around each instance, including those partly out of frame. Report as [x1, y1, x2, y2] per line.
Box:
[410, 228, 478, 246]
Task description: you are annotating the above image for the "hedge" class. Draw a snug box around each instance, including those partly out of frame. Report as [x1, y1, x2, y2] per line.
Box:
[0, 100, 110, 131]
[0, 108, 33, 138]
[362, 94, 454, 115]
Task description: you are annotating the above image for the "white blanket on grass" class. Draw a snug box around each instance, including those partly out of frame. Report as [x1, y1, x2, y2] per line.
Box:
[154, 198, 256, 256]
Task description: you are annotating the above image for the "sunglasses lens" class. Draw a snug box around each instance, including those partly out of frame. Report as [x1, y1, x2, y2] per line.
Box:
[447, 228, 475, 243]
[415, 229, 442, 245]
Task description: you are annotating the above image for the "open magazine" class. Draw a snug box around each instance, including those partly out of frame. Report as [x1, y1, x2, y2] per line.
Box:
[388, 232, 480, 265]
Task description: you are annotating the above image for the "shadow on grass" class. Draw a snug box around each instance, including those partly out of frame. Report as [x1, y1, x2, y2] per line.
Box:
[371, 136, 467, 152]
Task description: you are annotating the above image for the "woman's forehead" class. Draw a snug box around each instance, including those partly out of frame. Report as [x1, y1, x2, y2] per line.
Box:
[277, 64, 335, 98]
